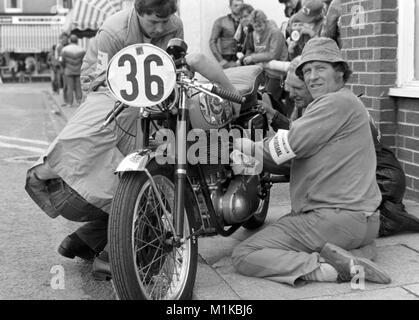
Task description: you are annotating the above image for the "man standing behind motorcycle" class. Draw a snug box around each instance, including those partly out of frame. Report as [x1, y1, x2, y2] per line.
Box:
[232, 37, 392, 285]
[25, 0, 239, 280]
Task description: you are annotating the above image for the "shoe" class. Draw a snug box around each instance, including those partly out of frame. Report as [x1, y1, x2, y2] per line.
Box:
[92, 251, 112, 281]
[320, 243, 391, 284]
[58, 233, 96, 261]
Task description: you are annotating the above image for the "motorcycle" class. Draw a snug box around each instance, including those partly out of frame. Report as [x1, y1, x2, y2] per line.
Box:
[104, 39, 289, 300]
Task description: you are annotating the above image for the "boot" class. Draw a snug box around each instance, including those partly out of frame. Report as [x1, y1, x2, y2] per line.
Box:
[379, 201, 419, 237]
[320, 243, 391, 284]
[92, 250, 112, 281]
[58, 233, 97, 261]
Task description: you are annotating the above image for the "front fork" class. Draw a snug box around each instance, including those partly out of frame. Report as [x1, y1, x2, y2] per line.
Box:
[174, 87, 188, 239]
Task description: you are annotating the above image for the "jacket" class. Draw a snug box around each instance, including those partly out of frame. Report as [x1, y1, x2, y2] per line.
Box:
[81, 8, 184, 93]
[61, 43, 85, 76]
[209, 14, 240, 61]
[249, 24, 288, 79]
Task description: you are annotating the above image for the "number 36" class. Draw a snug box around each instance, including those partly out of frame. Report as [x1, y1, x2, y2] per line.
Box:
[107, 44, 177, 108]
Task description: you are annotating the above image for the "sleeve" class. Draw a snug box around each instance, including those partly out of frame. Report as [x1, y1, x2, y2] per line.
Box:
[270, 111, 290, 131]
[288, 94, 350, 159]
[250, 29, 286, 63]
[94, 29, 121, 75]
[209, 18, 223, 62]
[176, 19, 184, 40]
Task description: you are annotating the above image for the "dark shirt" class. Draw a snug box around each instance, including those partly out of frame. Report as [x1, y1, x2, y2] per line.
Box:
[209, 14, 241, 62]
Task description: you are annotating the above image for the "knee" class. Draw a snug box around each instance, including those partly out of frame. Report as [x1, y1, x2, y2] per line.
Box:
[231, 242, 254, 273]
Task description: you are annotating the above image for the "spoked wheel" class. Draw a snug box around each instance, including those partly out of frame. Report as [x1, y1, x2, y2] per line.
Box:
[109, 161, 198, 300]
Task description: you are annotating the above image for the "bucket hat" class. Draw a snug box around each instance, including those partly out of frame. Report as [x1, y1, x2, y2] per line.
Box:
[295, 37, 348, 79]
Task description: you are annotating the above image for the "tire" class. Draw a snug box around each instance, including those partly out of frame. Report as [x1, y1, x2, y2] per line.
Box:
[242, 187, 270, 230]
[109, 160, 198, 300]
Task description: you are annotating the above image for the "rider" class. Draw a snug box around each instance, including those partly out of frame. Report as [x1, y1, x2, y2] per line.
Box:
[232, 37, 391, 286]
[25, 0, 240, 280]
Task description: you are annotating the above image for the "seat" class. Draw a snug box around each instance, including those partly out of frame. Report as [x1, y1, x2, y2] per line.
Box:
[224, 65, 264, 111]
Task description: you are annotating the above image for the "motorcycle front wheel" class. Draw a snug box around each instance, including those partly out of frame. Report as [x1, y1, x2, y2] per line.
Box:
[109, 160, 198, 300]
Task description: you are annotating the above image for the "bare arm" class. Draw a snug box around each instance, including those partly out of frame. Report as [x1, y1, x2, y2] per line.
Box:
[185, 53, 239, 94]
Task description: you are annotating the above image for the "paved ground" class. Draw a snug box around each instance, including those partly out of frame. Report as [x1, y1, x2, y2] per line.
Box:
[44, 85, 419, 300]
[4, 82, 419, 300]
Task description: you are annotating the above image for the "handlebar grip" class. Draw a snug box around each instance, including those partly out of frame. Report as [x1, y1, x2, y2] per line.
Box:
[211, 86, 246, 104]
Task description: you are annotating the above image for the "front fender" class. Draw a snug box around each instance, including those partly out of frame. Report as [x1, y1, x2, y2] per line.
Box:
[115, 143, 176, 173]
[115, 149, 154, 173]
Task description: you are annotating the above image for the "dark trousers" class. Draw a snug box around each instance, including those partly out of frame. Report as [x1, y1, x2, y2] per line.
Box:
[65, 74, 82, 105]
[47, 178, 108, 252]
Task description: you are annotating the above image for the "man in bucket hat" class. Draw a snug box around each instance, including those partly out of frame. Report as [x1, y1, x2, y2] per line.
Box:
[232, 37, 391, 286]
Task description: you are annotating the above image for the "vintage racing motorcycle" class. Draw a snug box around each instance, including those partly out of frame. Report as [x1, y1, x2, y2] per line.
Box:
[104, 39, 289, 300]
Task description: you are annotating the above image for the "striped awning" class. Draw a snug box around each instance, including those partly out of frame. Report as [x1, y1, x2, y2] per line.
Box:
[66, 0, 123, 31]
[0, 24, 62, 53]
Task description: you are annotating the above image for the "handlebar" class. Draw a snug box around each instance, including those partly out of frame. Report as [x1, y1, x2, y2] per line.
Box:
[180, 78, 245, 105]
[211, 86, 246, 104]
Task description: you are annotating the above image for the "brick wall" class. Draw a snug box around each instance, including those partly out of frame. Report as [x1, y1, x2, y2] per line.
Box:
[340, 0, 398, 147]
[340, 0, 419, 201]
[396, 98, 419, 200]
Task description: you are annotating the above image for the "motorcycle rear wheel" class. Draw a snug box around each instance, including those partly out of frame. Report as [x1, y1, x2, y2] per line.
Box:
[109, 161, 198, 300]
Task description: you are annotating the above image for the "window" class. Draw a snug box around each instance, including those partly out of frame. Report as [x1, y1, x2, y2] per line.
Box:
[390, 0, 419, 98]
[4, 0, 22, 13]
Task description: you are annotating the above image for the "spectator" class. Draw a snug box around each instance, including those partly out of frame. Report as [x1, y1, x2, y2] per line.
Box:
[57, 33, 69, 104]
[47, 45, 60, 94]
[278, 0, 303, 18]
[17, 59, 26, 83]
[8, 57, 18, 82]
[243, 9, 288, 108]
[60, 35, 86, 107]
[235, 3, 255, 64]
[209, 0, 243, 69]
[287, 0, 326, 60]
[321, 0, 342, 48]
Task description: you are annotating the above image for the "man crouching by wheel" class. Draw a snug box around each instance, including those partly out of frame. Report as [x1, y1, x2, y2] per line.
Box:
[25, 0, 239, 281]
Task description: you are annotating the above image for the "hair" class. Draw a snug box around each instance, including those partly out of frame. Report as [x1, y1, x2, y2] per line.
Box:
[249, 9, 268, 25]
[134, 0, 177, 18]
[69, 34, 78, 44]
[239, 3, 254, 15]
[59, 32, 69, 39]
[230, 0, 244, 6]
[332, 62, 352, 83]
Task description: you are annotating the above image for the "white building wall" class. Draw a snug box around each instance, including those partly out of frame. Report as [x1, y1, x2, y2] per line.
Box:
[179, 0, 287, 58]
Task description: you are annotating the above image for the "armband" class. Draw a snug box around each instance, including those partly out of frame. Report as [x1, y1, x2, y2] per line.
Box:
[268, 129, 296, 165]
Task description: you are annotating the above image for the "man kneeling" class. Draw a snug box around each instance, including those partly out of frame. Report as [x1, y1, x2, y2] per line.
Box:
[232, 37, 391, 285]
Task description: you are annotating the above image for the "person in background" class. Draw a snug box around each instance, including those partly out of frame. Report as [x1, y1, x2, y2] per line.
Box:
[57, 33, 69, 105]
[321, 0, 342, 48]
[60, 35, 86, 107]
[209, 0, 243, 69]
[278, 0, 303, 18]
[17, 59, 26, 83]
[286, 0, 326, 60]
[47, 45, 60, 94]
[243, 9, 288, 112]
[235, 3, 255, 65]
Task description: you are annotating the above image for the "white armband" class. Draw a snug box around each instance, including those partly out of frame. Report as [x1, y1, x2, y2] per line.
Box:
[268, 129, 296, 165]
